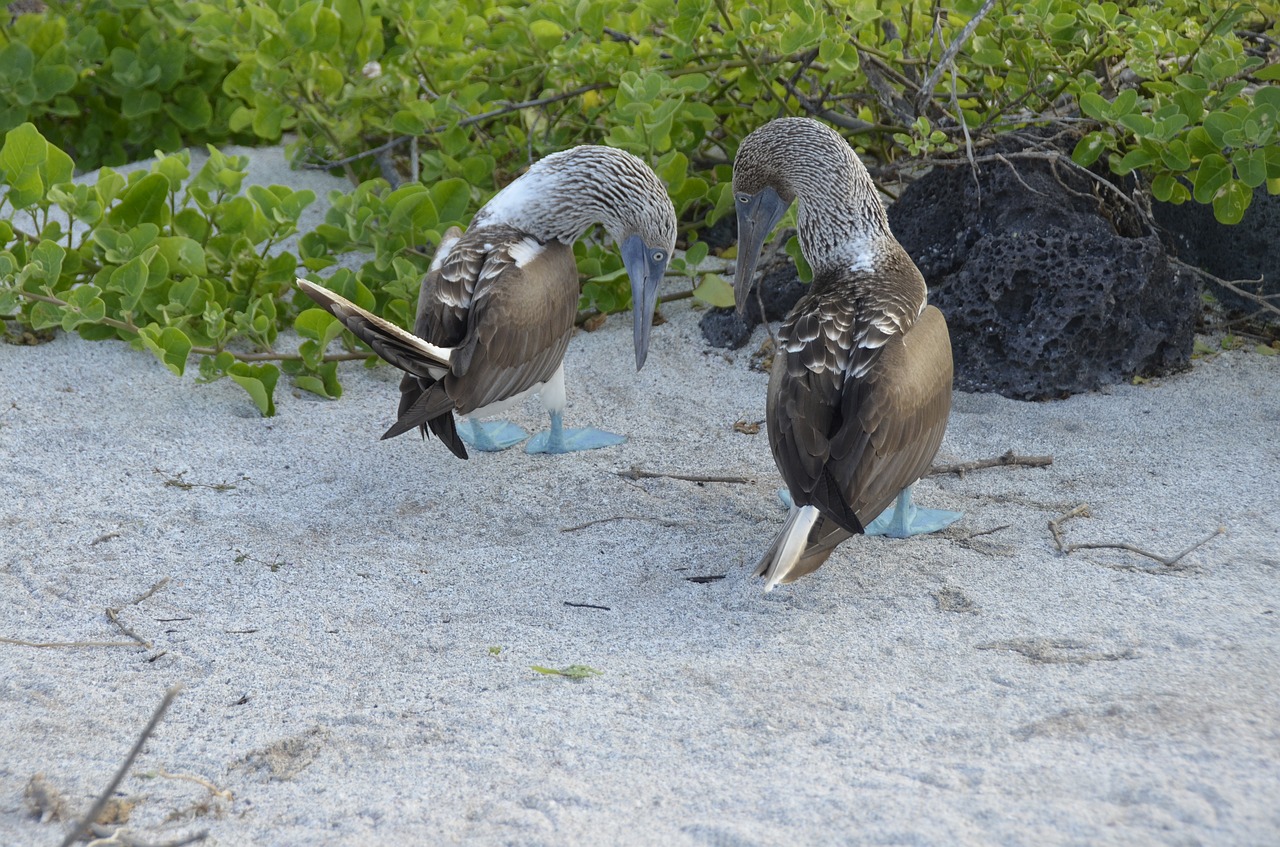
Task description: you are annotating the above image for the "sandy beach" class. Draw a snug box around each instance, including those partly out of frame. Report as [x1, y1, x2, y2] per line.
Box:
[2, 147, 1278, 846]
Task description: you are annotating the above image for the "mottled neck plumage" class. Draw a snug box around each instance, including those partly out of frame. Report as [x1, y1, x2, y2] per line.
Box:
[471, 146, 675, 249]
[740, 118, 895, 273]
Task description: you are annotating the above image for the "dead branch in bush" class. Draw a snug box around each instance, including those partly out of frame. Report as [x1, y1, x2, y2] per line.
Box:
[1174, 262, 1278, 320]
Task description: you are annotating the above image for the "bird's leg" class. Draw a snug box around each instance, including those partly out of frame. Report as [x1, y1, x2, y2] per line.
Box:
[525, 410, 625, 454]
[780, 486, 961, 536]
[863, 485, 962, 538]
[455, 418, 530, 452]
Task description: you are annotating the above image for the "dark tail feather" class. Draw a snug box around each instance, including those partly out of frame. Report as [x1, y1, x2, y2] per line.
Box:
[428, 414, 468, 460]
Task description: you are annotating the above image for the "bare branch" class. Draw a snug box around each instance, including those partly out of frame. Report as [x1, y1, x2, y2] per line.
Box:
[1175, 261, 1278, 320]
[916, 0, 1001, 112]
[929, 450, 1054, 476]
[560, 515, 686, 533]
[0, 637, 141, 649]
[1048, 503, 1092, 552]
[615, 465, 755, 484]
[60, 686, 183, 847]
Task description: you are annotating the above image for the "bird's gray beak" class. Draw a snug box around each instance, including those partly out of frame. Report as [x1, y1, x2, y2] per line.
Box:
[733, 186, 787, 318]
[621, 234, 669, 370]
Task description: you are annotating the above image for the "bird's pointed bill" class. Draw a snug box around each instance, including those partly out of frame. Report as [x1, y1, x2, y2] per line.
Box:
[621, 233, 669, 370]
[732, 186, 788, 317]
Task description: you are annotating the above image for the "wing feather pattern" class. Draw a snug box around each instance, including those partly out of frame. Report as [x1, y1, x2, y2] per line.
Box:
[757, 256, 952, 585]
[298, 224, 579, 460]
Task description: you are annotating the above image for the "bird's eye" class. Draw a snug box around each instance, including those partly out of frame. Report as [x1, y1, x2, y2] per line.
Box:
[736, 193, 751, 204]
[653, 251, 666, 263]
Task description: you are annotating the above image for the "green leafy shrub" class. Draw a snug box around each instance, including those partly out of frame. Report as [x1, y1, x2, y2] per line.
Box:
[0, 122, 335, 414]
[4, 1, 1277, 415]
[1, 0, 247, 169]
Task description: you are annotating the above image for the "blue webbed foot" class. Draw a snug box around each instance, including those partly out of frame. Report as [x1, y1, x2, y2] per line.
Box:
[525, 411, 625, 454]
[779, 486, 960, 537]
[455, 419, 530, 452]
[864, 485, 962, 538]
[526, 427, 625, 454]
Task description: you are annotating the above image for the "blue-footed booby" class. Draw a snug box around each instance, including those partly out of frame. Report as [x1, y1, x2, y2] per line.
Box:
[298, 145, 676, 459]
[732, 118, 961, 590]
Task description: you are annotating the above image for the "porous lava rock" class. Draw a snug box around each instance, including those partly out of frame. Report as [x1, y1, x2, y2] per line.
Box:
[1154, 188, 1280, 323]
[888, 132, 1197, 399]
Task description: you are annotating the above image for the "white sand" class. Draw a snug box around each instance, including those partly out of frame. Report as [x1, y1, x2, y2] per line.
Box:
[2, 149, 1278, 846]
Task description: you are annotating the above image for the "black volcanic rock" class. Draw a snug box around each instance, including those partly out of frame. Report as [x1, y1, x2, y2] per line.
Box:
[888, 132, 1196, 399]
[700, 238, 806, 349]
[1154, 188, 1280, 322]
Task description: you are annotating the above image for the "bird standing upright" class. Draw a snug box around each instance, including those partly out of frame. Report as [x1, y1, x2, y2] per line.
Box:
[298, 145, 676, 459]
[732, 118, 961, 590]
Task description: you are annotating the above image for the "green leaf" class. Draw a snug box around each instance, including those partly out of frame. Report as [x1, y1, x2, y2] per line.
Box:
[691, 273, 735, 308]
[1112, 88, 1139, 116]
[108, 173, 170, 229]
[1211, 179, 1250, 225]
[1117, 113, 1154, 136]
[156, 236, 207, 276]
[1265, 147, 1280, 180]
[1159, 139, 1191, 172]
[1192, 153, 1232, 204]
[0, 42, 35, 85]
[285, 1, 319, 46]
[1185, 126, 1217, 159]
[165, 86, 213, 132]
[1113, 147, 1156, 176]
[33, 64, 76, 102]
[1151, 174, 1178, 203]
[1234, 147, 1267, 190]
[684, 240, 709, 268]
[229, 362, 279, 416]
[1202, 111, 1240, 148]
[1071, 132, 1108, 167]
[295, 307, 344, 347]
[62, 284, 106, 331]
[29, 300, 61, 330]
[529, 19, 564, 50]
[430, 178, 471, 224]
[112, 255, 149, 312]
[1172, 91, 1203, 123]
[0, 122, 49, 209]
[139, 325, 193, 376]
[30, 239, 65, 281]
[389, 191, 437, 231]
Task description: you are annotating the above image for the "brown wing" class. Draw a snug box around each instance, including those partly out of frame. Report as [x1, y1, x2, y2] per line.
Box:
[444, 240, 578, 414]
[835, 304, 952, 524]
[767, 266, 951, 535]
[389, 229, 578, 446]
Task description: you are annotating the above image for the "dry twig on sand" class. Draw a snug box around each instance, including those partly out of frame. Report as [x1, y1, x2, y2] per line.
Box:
[615, 466, 754, 484]
[1, 637, 140, 649]
[105, 578, 170, 649]
[929, 450, 1053, 476]
[1049, 503, 1223, 571]
[560, 515, 685, 532]
[60, 686, 185, 847]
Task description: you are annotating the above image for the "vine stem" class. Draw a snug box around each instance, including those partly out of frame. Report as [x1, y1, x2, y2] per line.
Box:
[9, 289, 368, 363]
